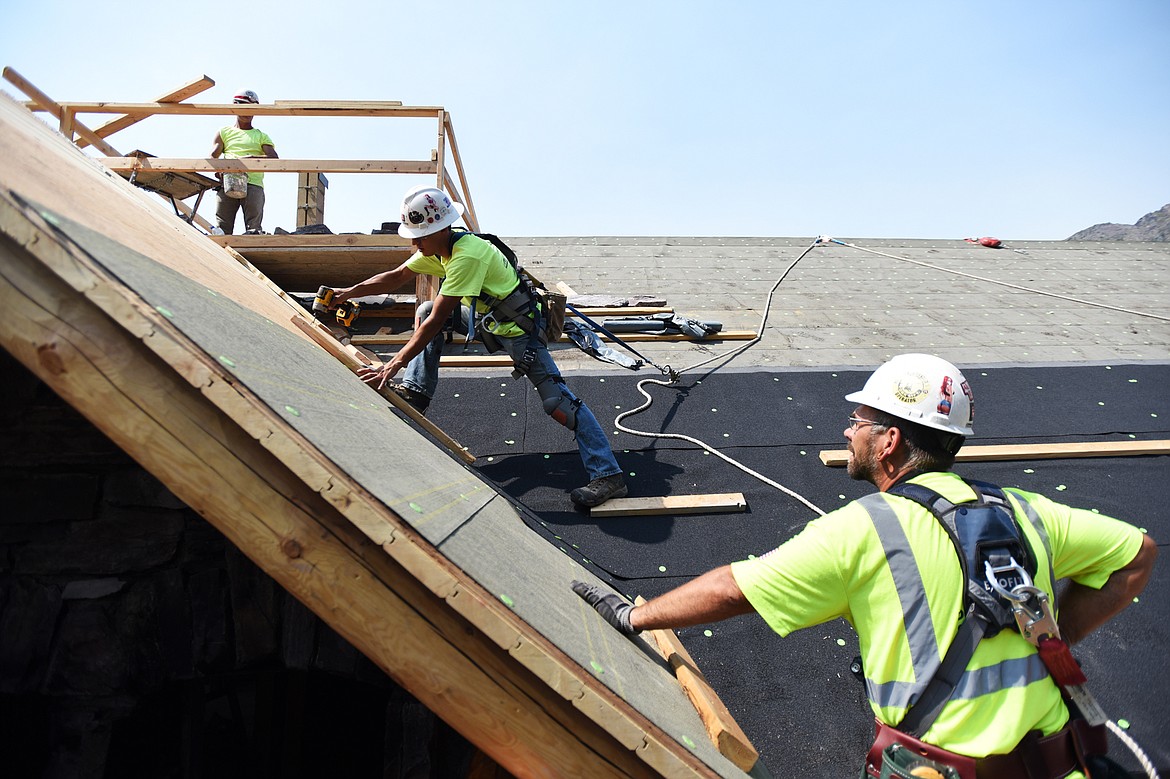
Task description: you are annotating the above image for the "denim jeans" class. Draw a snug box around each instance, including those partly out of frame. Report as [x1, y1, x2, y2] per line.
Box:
[402, 305, 622, 482]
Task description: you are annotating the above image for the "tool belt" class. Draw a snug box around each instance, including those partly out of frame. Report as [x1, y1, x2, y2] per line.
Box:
[864, 718, 1105, 779]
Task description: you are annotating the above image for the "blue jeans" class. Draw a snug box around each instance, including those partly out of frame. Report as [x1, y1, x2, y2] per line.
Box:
[402, 305, 622, 482]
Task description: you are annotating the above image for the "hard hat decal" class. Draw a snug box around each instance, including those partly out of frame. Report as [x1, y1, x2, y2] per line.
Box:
[407, 210, 425, 225]
[892, 373, 929, 405]
[961, 380, 974, 424]
[937, 376, 954, 415]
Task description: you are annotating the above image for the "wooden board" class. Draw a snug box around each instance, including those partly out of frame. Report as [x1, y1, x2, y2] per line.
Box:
[592, 493, 748, 518]
[78, 75, 216, 150]
[818, 439, 1170, 466]
[640, 599, 759, 772]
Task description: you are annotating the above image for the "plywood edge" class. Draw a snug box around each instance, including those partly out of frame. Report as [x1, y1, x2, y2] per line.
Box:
[592, 493, 748, 518]
[818, 439, 1170, 466]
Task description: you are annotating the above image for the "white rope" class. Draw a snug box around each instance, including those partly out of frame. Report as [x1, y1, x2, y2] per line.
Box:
[1107, 719, 1161, 779]
[827, 238, 1170, 323]
[612, 239, 827, 516]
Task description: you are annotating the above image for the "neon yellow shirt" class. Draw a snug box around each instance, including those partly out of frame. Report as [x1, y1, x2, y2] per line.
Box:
[217, 126, 274, 187]
[731, 470, 1143, 760]
[406, 234, 527, 337]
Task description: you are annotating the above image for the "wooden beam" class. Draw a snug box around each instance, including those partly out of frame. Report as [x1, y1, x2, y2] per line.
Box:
[213, 234, 411, 248]
[51, 102, 446, 118]
[439, 355, 515, 368]
[443, 114, 478, 231]
[818, 439, 1170, 467]
[349, 330, 757, 345]
[275, 100, 404, 108]
[77, 75, 215, 149]
[591, 493, 747, 518]
[640, 599, 759, 772]
[2, 67, 120, 155]
[101, 157, 437, 174]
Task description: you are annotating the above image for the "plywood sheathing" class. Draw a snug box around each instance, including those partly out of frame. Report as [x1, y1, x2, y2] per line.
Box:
[0, 90, 750, 778]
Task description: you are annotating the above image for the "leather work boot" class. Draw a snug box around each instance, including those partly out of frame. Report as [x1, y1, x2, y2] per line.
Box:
[570, 474, 628, 507]
[388, 383, 430, 415]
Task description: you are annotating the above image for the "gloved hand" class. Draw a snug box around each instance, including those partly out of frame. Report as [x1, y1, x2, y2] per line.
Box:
[571, 580, 637, 634]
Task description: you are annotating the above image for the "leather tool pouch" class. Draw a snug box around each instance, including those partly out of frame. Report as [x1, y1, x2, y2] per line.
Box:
[865, 720, 974, 779]
[541, 290, 566, 343]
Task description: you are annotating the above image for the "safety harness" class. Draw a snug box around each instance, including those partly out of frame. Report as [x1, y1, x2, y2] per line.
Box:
[885, 477, 1040, 736]
[449, 231, 680, 381]
[861, 477, 1111, 779]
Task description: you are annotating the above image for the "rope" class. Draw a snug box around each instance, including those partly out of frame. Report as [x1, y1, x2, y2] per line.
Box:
[612, 238, 827, 516]
[825, 237, 1170, 323]
[1107, 719, 1161, 779]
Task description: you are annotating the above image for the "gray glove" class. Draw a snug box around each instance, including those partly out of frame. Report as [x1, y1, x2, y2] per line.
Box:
[571, 580, 637, 634]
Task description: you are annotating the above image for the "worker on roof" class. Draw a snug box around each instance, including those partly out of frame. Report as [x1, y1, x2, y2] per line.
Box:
[210, 89, 278, 235]
[326, 186, 629, 508]
[574, 353, 1156, 777]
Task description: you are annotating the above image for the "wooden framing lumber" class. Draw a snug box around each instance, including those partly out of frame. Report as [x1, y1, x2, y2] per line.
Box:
[591, 493, 748, 518]
[350, 329, 757, 346]
[77, 75, 215, 149]
[213, 234, 412, 248]
[47, 101, 447, 118]
[3, 66, 120, 155]
[275, 100, 404, 108]
[100, 157, 437, 175]
[640, 600, 759, 772]
[818, 439, 1170, 467]
[439, 355, 515, 368]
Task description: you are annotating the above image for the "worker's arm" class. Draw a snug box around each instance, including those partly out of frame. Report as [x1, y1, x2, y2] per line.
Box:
[572, 565, 755, 635]
[262, 143, 278, 159]
[632, 566, 755, 630]
[210, 132, 224, 180]
[332, 262, 416, 305]
[357, 293, 460, 390]
[1058, 533, 1157, 646]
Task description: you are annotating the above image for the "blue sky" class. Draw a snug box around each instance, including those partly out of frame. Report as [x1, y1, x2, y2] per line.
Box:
[2, 0, 1167, 239]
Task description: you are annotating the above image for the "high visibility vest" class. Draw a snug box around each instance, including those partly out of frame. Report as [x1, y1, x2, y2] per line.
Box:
[854, 473, 1068, 755]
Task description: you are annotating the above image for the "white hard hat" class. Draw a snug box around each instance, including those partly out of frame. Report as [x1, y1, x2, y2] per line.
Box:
[398, 187, 465, 238]
[846, 353, 974, 436]
[233, 89, 259, 104]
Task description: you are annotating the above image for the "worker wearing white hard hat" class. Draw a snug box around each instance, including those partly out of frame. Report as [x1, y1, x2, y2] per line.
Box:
[324, 186, 628, 508]
[573, 354, 1155, 776]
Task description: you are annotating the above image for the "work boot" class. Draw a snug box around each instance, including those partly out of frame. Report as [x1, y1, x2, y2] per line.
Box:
[388, 383, 430, 415]
[570, 474, 628, 507]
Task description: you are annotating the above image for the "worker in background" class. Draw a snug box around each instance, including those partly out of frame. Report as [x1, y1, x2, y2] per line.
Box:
[210, 89, 278, 235]
[574, 353, 1156, 777]
[326, 186, 629, 508]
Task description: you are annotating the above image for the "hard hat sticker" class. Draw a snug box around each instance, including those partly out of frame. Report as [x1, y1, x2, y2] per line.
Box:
[937, 375, 954, 415]
[892, 372, 929, 404]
